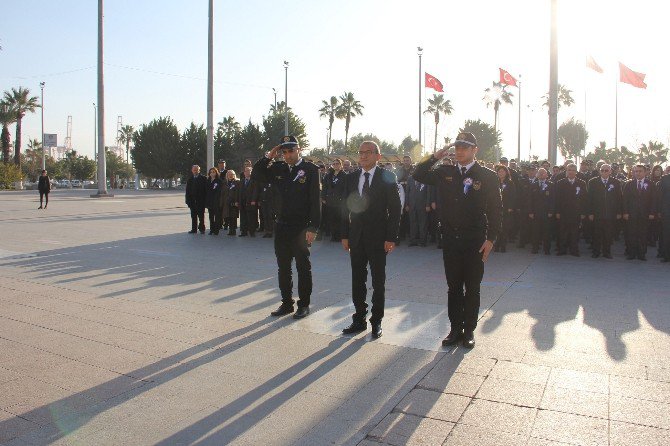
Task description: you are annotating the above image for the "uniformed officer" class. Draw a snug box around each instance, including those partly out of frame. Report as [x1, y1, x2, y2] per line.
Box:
[413, 132, 502, 349]
[252, 136, 321, 318]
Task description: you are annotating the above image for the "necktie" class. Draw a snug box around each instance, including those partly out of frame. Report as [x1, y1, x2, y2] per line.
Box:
[461, 166, 467, 176]
[362, 172, 370, 196]
[638, 181, 642, 191]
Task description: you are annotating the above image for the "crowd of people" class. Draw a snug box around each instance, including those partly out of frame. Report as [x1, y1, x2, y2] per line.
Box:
[186, 154, 670, 263]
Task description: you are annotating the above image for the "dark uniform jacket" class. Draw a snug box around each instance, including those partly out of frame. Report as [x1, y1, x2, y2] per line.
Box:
[413, 158, 503, 243]
[38, 176, 51, 193]
[205, 178, 223, 209]
[341, 166, 401, 247]
[659, 174, 670, 216]
[185, 174, 207, 211]
[622, 178, 656, 217]
[499, 180, 517, 212]
[239, 176, 260, 207]
[529, 180, 554, 217]
[554, 177, 587, 217]
[321, 170, 347, 206]
[587, 176, 622, 220]
[252, 157, 321, 233]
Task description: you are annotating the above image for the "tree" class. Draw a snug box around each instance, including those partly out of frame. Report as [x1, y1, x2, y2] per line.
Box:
[424, 94, 453, 152]
[557, 118, 588, 161]
[177, 122, 207, 176]
[106, 148, 134, 187]
[262, 105, 308, 152]
[399, 135, 420, 155]
[336, 91, 363, 148]
[214, 116, 242, 163]
[637, 140, 668, 165]
[341, 133, 398, 156]
[543, 84, 575, 110]
[59, 150, 96, 181]
[118, 124, 135, 164]
[3, 87, 40, 166]
[22, 139, 43, 181]
[482, 82, 513, 134]
[132, 117, 180, 179]
[0, 101, 15, 164]
[460, 119, 501, 162]
[237, 120, 265, 164]
[319, 96, 339, 154]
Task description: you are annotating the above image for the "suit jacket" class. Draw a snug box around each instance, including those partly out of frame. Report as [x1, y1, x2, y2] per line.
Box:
[38, 175, 51, 193]
[659, 174, 670, 216]
[587, 176, 622, 220]
[554, 177, 587, 218]
[529, 181, 554, 218]
[252, 157, 321, 232]
[205, 178, 223, 210]
[321, 170, 347, 206]
[499, 180, 516, 212]
[341, 166, 401, 248]
[413, 158, 503, 242]
[185, 174, 207, 210]
[406, 175, 430, 210]
[239, 176, 259, 207]
[622, 178, 656, 217]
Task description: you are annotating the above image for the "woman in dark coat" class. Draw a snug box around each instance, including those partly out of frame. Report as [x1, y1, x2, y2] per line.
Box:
[219, 170, 241, 235]
[205, 167, 223, 235]
[495, 165, 516, 252]
[37, 170, 51, 209]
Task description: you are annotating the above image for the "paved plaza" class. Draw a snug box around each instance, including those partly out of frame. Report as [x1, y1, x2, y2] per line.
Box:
[0, 189, 669, 445]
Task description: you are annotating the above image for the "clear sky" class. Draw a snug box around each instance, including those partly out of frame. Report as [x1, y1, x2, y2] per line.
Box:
[2, 0, 668, 162]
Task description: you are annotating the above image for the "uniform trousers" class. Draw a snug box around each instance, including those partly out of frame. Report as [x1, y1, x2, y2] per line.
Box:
[274, 223, 312, 308]
[442, 233, 484, 333]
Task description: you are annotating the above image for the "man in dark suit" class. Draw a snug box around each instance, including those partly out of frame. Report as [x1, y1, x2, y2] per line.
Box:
[239, 166, 260, 237]
[529, 168, 554, 254]
[659, 173, 670, 262]
[341, 141, 401, 339]
[321, 159, 347, 242]
[406, 174, 431, 246]
[185, 165, 207, 234]
[587, 163, 622, 259]
[252, 136, 320, 319]
[622, 164, 657, 261]
[413, 132, 502, 349]
[554, 164, 587, 256]
[517, 164, 537, 249]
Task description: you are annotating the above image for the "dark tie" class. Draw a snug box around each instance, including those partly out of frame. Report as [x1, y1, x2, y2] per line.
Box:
[461, 166, 467, 177]
[638, 181, 642, 191]
[362, 172, 370, 196]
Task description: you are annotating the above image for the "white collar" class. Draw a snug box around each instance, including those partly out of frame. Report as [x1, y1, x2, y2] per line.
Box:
[457, 161, 476, 173]
[361, 165, 377, 176]
[568, 178, 575, 184]
[288, 158, 303, 169]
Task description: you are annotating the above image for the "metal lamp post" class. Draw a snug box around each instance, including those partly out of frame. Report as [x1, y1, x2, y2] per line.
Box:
[283, 61, 289, 135]
[40, 82, 45, 170]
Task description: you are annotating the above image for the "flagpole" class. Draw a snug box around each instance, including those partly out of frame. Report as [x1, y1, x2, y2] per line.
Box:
[615, 77, 618, 149]
[517, 75, 521, 162]
[418, 47, 423, 150]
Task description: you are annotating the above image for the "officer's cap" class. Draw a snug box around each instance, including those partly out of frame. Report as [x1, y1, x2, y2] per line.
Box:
[500, 156, 508, 162]
[454, 132, 477, 148]
[280, 135, 300, 148]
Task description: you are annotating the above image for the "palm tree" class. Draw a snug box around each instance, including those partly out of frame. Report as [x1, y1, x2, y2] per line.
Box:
[270, 101, 288, 114]
[118, 125, 135, 164]
[319, 96, 339, 154]
[542, 84, 575, 110]
[336, 92, 363, 149]
[424, 94, 453, 152]
[3, 87, 40, 166]
[483, 82, 514, 135]
[0, 101, 15, 164]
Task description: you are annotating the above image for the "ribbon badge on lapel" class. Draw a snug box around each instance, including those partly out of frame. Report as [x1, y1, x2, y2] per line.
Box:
[213, 183, 218, 189]
[607, 184, 614, 192]
[575, 186, 580, 195]
[463, 177, 473, 194]
[294, 169, 306, 183]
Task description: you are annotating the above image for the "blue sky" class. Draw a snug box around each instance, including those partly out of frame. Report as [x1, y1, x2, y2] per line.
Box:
[2, 0, 669, 162]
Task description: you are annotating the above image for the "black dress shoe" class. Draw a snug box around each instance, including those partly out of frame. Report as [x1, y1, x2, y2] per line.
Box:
[592, 253, 600, 258]
[661, 258, 669, 263]
[463, 331, 475, 349]
[603, 254, 613, 259]
[638, 256, 647, 261]
[239, 233, 248, 237]
[342, 322, 367, 335]
[626, 255, 636, 260]
[371, 323, 383, 339]
[263, 233, 273, 238]
[408, 242, 418, 247]
[441, 330, 463, 346]
[188, 230, 197, 234]
[293, 306, 310, 319]
[270, 305, 294, 316]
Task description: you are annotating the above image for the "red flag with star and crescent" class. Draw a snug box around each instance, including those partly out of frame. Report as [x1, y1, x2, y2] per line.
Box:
[499, 68, 517, 87]
[619, 62, 647, 89]
[425, 73, 444, 92]
[586, 55, 604, 73]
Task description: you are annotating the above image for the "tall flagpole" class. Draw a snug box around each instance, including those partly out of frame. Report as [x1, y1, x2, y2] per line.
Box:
[615, 78, 618, 149]
[206, 0, 214, 170]
[92, 0, 110, 197]
[517, 75, 521, 162]
[548, 0, 559, 165]
[418, 47, 423, 149]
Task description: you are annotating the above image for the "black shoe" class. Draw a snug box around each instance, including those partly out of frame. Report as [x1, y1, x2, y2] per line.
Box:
[263, 233, 273, 238]
[420, 243, 427, 247]
[342, 322, 367, 335]
[239, 233, 248, 237]
[293, 306, 310, 319]
[603, 254, 613, 259]
[638, 256, 647, 261]
[441, 330, 463, 346]
[463, 331, 475, 349]
[38, 206, 43, 209]
[199, 230, 205, 234]
[570, 252, 580, 257]
[208, 231, 214, 235]
[371, 323, 383, 339]
[556, 251, 565, 256]
[626, 255, 636, 260]
[188, 230, 197, 234]
[249, 232, 256, 238]
[661, 258, 669, 263]
[408, 242, 418, 247]
[270, 305, 294, 316]
[592, 253, 600, 258]
[228, 230, 236, 236]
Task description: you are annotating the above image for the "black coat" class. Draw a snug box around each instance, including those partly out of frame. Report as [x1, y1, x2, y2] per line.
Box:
[205, 178, 222, 210]
[252, 157, 321, 232]
[341, 166, 401, 248]
[530, 181, 554, 218]
[659, 174, 670, 216]
[623, 178, 656, 217]
[239, 177, 260, 207]
[321, 170, 347, 206]
[587, 176, 622, 220]
[413, 159, 503, 243]
[38, 175, 51, 193]
[554, 177, 587, 218]
[185, 174, 207, 211]
[499, 180, 516, 212]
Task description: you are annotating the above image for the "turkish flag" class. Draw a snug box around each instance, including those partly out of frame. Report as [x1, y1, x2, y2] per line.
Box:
[586, 55, 603, 73]
[499, 68, 517, 87]
[425, 73, 444, 92]
[619, 62, 647, 89]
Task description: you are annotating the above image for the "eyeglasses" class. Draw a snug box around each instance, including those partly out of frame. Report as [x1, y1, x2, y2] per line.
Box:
[358, 150, 377, 156]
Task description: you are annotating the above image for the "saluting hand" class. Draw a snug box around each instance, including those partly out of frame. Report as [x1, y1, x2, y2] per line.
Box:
[479, 240, 494, 262]
[433, 143, 454, 160]
[268, 145, 282, 159]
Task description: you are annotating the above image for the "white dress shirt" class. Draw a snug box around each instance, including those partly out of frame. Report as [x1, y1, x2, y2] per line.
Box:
[358, 165, 377, 195]
[456, 161, 476, 176]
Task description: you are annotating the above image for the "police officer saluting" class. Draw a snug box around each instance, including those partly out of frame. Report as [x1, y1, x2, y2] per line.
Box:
[413, 132, 502, 349]
[252, 136, 321, 319]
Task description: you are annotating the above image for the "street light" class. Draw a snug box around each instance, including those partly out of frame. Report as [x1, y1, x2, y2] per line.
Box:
[93, 103, 97, 164]
[40, 82, 45, 170]
[283, 61, 289, 135]
[417, 47, 423, 148]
